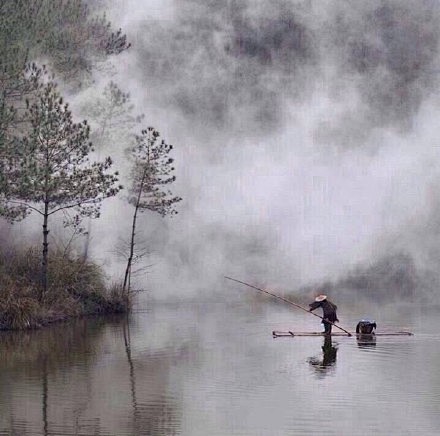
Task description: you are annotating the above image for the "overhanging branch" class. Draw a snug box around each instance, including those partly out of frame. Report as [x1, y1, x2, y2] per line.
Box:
[7, 200, 43, 215]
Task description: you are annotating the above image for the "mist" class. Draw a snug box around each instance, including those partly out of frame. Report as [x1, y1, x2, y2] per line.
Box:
[93, 0, 440, 301]
[7, 0, 440, 302]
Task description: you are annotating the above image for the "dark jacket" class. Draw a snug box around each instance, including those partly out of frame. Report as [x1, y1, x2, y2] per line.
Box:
[309, 300, 339, 323]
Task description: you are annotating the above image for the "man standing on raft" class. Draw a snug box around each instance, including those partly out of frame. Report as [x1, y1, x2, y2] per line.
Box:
[309, 295, 339, 335]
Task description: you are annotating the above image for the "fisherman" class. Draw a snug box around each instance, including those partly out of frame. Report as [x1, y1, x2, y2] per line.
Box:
[309, 295, 339, 335]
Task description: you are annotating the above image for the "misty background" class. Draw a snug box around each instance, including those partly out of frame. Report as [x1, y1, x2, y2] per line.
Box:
[6, 0, 440, 303]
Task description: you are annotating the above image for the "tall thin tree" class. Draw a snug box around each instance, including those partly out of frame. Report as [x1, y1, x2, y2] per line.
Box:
[123, 127, 181, 295]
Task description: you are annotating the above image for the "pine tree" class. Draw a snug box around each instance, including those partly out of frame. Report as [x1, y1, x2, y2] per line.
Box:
[0, 1, 130, 90]
[0, 0, 131, 150]
[0, 81, 122, 300]
[123, 127, 181, 294]
[81, 81, 144, 260]
[84, 81, 143, 150]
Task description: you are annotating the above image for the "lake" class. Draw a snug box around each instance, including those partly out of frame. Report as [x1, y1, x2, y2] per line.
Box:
[0, 297, 439, 435]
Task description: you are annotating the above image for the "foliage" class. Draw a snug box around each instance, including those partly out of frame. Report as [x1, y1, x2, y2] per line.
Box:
[0, 80, 122, 221]
[0, 61, 46, 158]
[0, 246, 129, 330]
[0, 0, 131, 184]
[0, 282, 41, 330]
[129, 127, 182, 217]
[83, 81, 144, 150]
[80, 81, 144, 259]
[0, 1, 185, 322]
[0, 246, 41, 292]
[0, 0, 130, 86]
[123, 127, 182, 293]
[0, 0, 134, 324]
[0, 80, 122, 297]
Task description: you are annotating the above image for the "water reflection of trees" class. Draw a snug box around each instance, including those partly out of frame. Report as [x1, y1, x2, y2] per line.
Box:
[308, 337, 338, 377]
[122, 316, 182, 436]
[0, 314, 185, 435]
[0, 317, 118, 435]
[42, 356, 48, 436]
[0, 317, 111, 371]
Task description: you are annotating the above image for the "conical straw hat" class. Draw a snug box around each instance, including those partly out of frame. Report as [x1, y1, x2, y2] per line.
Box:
[314, 294, 327, 302]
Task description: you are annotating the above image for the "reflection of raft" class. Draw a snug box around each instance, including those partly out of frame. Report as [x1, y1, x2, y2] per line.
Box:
[272, 331, 413, 338]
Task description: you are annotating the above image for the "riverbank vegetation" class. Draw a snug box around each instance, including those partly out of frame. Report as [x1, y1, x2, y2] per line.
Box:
[0, 1, 181, 329]
[0, 246, 128, 330]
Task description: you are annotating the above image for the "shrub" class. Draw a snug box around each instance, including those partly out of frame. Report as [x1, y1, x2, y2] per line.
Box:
[0, 277, 41, 329]
[0, 246, 129, 330]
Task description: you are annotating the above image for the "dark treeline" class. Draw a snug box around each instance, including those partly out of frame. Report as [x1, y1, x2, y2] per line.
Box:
[294, 252, 440, 306]
[0, 1, 181, 329]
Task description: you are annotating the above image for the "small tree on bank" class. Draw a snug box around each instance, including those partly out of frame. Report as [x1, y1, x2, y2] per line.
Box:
[123, 127, 181, 295]
[0, 81, 122, 300]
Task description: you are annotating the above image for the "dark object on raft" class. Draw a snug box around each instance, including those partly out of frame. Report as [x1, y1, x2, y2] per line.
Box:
[356, 319, 377, 334]
[272, 331, 413, 338]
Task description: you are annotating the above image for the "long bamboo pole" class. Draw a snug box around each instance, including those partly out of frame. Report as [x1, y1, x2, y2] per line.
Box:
[224, 276, 352, 336]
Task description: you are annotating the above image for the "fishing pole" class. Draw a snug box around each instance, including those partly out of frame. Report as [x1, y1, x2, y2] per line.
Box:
[224, 276, 352, 336]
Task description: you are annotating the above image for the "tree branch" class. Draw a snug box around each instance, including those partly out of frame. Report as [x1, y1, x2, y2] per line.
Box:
[7, 200, 44, 215]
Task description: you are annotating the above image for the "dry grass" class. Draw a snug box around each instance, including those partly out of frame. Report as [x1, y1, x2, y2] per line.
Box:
[0, 246, 129, 330]
[0, 276, 42, 329]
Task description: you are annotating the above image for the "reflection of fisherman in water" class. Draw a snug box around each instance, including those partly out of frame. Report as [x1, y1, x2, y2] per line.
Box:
[322, 336, 338, 366]
[308, 336, 338, 376]
[309, 295, 339, 334]
[356, 335, 377, 349]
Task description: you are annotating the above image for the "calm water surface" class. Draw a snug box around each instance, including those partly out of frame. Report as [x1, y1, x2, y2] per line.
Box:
[0, 299, 439, 435]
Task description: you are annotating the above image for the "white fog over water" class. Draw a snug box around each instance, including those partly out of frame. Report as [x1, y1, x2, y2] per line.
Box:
[83, 0, 440, 301]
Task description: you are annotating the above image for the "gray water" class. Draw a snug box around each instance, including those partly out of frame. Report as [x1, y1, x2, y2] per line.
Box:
[0, 299, 439, 436]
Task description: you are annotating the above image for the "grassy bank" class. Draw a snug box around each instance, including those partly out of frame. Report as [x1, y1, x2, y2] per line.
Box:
[0, 246, 129, 330]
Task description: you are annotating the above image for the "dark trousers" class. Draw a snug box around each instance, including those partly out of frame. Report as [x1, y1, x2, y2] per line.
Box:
[323, 321, 332, 334]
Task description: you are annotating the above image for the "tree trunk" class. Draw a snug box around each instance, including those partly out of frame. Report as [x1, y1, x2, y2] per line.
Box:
[82, 218, 92, 261]
[41, 200, 49, 301]
[123, 202, 139, 297]
[123, 169, 147, 298]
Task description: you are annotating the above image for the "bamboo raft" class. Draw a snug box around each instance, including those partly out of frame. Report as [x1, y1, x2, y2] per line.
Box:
[272, 331, 413, 338]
